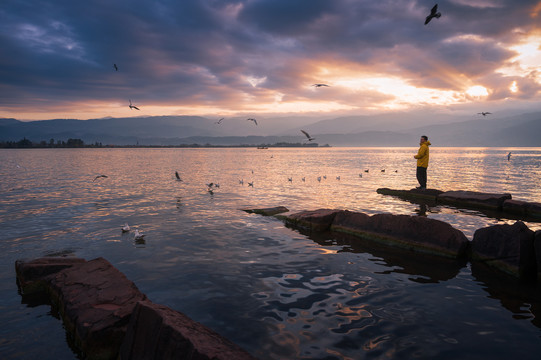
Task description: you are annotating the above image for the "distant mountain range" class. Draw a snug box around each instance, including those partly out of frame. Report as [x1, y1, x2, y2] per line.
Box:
[1, 111, 540, 146]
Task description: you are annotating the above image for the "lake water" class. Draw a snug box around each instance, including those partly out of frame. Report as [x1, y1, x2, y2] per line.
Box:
[1, 147, 540, 359]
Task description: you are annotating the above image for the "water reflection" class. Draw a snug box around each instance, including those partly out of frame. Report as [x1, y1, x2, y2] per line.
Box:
[2, 147, 541, 360]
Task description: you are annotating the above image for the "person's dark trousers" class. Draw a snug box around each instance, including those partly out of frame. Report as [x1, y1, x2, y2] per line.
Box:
[416, 166, 427, 188]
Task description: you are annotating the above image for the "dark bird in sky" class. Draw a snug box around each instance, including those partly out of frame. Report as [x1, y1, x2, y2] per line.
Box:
[113, 63, 118, 71]
[247, 118, 258, 125]
[507, 152, 512, 161]
[301, 130, 315, 141]
[175, 171, 181, 181]
[424, 4, 441, 25]
[312, 83, 329, 88]
[129, 99, 140, 110]
[215, 117, 224, 124]
[478, 112, 492, 116]
[93, 174, 108, 181]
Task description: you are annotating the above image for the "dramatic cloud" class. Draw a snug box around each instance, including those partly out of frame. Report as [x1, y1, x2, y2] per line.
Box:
[0, 0, 540, 120]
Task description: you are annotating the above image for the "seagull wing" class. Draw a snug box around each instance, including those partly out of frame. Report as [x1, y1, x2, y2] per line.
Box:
[300, 130, 311, 139]
[431, 4, 438, 15]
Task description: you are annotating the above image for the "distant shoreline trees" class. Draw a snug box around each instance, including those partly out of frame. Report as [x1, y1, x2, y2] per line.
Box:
[0, 138, 330, 148]
[0, 138, 102, 148]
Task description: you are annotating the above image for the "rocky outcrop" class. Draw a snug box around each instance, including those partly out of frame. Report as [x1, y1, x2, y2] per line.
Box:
[377, 188, 541, 220]
[241, 206, 289, 216]
[438, 190, 511, 210]
[469, 222, 536, 280]
[503, 199, 541, 218]
[377, 187, 443, 201]
[282, 209, 469, 259]
[120, 300, 256, 360]
[332, 211, 470, 258]
[535, 230, 541, 282]
[16, 257, 146, 360]
[15, 257, 256, 360]
[283, 208, 341, 232]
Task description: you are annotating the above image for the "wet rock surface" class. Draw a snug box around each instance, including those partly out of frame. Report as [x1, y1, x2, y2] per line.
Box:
[15, 257, 256, 360]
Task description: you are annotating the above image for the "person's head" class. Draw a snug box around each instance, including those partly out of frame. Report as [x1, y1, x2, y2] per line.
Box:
[420, 135, 428, 143]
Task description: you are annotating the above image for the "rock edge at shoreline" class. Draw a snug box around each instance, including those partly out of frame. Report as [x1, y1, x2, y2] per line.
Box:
[15, 257, 257, 360]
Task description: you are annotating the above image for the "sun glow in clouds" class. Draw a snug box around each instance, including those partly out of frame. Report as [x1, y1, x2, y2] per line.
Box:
[510, 80, 519, 93]
[466, 85, 489, 97]
[497, 34, 541, 84]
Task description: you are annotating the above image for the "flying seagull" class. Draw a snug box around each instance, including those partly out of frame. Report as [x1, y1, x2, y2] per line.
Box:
[312, 83, 329, 88]
[215, 117, 224, 124]
[175, 171, 182, 181]
[93, 174, 108, 181]
[129, 99, 140, 110]
[507, 152, 512, 161]
[424, 4, 441, 25]
[478, 112, 492, 116]
[247, 118, 258, 125]
[113, 63, 118, 71]
[301, 130, 315, 141]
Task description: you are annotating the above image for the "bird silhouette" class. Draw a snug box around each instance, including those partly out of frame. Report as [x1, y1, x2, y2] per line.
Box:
[175, 171, 182, 181]
[478, 112, 492, 116]
[247, 118, 258, 125]
[425, 4, 441, 25]
[507, 152, 512, 161]
[113, 63, 118, 71]
[129, 99, 140, 110]
[215, 117, 224, 124]
[93, 174, 108, 182]
[312, 83, 330, 88]
[301, 130, 315, 141]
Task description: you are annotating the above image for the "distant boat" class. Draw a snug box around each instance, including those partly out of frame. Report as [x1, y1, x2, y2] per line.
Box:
[257, 146, 268, 149]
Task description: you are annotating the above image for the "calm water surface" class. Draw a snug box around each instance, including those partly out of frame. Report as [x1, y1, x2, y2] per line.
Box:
[1, 147, 540, 359]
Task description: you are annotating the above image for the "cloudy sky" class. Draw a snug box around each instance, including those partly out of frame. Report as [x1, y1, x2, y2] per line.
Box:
[1, 0, 540, 121]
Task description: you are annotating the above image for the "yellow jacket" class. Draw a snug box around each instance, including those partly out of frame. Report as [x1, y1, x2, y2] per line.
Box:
[414, 141, 431, 167]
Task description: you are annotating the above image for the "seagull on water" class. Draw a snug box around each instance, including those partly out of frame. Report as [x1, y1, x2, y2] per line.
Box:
[247, 118, 258, 125]
[312, 84, 329, 88]
[301, 130, 315, 142]
[122, 223, 130, 233]
[478, 112, 492, 116]
[129, 99, 140, 110]
[93, 174, 108, 182]
[134, 229, 145, 240]
[175, 171, 182, 181]
[424, 4, 441, 25]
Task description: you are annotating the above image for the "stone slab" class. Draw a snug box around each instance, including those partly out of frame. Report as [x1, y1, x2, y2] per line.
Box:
[437, 190, 511, 210]
[471, 222, 536, 279]
[120, 300, 257, 360]
[241, 206, 289, 216]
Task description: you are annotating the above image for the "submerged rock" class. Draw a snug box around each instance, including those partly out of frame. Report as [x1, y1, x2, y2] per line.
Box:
[241, 206, 289, 216]
[471, 222, 536, 280]
[284, 208, 341, 232]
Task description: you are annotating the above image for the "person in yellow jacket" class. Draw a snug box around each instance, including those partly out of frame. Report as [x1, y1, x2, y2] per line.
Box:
[414, 135, 431, 189]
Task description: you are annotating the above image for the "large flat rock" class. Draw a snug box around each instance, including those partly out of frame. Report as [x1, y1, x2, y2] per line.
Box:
[17, 257, 146, 360]
[471, 222, 536, 279]
[331, 210, 470, 259]
[438, 190, 511, 210]
[120, 300, 257, 360]
[15, 257, 257, 360]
